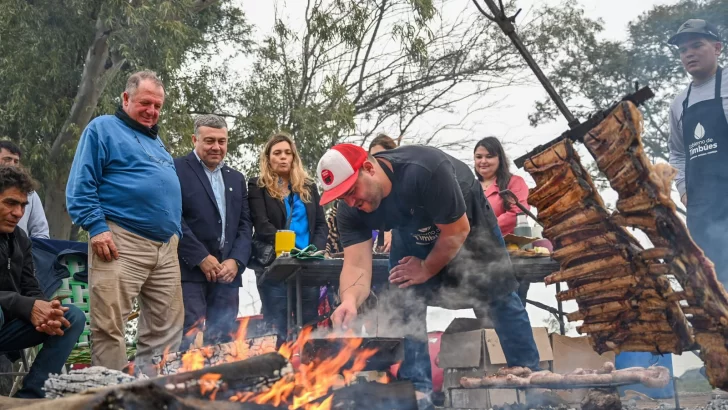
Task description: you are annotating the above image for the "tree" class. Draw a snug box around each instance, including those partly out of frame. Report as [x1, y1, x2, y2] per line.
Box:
[229, 0, 605, 173]
[529, 0, 727, 164]
[0, 0, 251, 239]
[543, 312, 574, 335]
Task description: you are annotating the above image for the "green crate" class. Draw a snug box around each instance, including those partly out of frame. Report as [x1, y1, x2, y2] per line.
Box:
[52, 256, 91, 346]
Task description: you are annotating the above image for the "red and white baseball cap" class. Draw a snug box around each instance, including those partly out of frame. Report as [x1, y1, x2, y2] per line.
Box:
[317, 144, 368, 205]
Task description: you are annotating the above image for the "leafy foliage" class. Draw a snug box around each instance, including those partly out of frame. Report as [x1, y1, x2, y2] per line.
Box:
[0, 0, 251, 238]
[529, 0, 727, 162]
[229, 0, 605, 174]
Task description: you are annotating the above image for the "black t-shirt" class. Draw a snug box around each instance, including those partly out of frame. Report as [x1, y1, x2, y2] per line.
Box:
[337, 145, 518, 305]
[338, 145, 475, 247]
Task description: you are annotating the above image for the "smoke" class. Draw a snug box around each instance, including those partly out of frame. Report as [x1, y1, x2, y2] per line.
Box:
[310, 286, 429, 340]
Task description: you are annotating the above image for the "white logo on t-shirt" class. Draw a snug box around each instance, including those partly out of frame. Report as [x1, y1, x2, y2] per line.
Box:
[695, 122, 706, 140]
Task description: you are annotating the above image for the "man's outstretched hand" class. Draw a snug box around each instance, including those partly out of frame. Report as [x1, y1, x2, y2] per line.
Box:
[331, 299, 358, 331]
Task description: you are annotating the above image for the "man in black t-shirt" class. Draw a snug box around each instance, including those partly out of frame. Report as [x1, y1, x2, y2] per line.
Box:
[316, 144, 540, 402]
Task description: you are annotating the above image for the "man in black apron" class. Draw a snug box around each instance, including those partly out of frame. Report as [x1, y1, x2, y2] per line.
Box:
[316, 144, 540, 409]
[667, 20, 727, 290]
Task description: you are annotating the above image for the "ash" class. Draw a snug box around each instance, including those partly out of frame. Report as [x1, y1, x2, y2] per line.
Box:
[490, 405, 575, 410]
[619, 398, 728, 410]
[44, 366, 143, 398]
[697, 399, 728, 410]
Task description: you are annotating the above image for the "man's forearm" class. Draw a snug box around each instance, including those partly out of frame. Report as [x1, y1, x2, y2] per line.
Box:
[339, 241, 374, 308]
[339, 267, 372, 307]
[423, 231, 468, 276]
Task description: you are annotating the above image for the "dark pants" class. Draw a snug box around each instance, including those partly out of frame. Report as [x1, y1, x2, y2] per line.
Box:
[180, 282, 240, 351]
[517, 281, 531, 307]
[0, 304, 85, 398]
[389, 230, 540, 394]
[392, 285, 540, 393]
[258, 282, 320, 347]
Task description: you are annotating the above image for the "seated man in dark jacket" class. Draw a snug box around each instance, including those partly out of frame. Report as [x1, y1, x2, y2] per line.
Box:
[0, 166, 85, 398]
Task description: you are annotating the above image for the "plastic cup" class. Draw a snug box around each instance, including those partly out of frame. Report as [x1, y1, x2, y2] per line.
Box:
[275, 230, 296, 256]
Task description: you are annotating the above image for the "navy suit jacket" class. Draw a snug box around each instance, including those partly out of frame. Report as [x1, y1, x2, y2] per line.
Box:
[175, 152, 253, 286]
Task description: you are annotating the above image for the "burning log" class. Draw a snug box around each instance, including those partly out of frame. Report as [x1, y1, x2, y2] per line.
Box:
[301, 337, 404, 372]
[45, 352, 291, 401]
[150, 352, 291, 400]
[152, 335, 278, 375]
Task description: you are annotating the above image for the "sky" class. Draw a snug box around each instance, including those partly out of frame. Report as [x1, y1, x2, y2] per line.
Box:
[233, 0, 704, 376]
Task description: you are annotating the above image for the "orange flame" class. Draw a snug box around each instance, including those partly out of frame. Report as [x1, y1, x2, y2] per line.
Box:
[179, 315, 382, 410]
[181, 346, 210, 372]
[199, 373, 222, 400]
[238, 327, 380, 410]
[155, 345, 172, 373]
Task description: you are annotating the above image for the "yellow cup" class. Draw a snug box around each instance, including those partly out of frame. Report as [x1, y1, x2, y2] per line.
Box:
[275, 230, 296, 256]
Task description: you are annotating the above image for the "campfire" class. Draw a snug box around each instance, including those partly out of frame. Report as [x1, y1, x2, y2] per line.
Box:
[43, 317, 416, 410]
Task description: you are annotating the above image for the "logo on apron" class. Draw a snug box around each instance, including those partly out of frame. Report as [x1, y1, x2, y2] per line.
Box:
[688, 122, 718, 160]
[695, 123, 706, 140]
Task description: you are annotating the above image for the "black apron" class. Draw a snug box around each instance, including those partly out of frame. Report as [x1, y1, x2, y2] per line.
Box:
[682, 66, 728, 286]
[380, 160, 518, 308]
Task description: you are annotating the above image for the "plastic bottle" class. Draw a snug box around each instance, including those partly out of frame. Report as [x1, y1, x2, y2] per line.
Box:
[532, 222, 544, 239]
[514, 213, 533, 250]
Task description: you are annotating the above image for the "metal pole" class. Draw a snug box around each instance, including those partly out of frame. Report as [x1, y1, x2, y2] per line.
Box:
[473, 0, 580, 128]
[555, 283, 566, 335]
[287, 280, 293, 340]
[296, 273, 303, 330]
[672, 377, 681, 410]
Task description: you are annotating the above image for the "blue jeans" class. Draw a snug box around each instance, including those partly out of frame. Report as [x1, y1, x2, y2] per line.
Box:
[258, 282, 320, 347]
[0, 304, 86, 398]
[389, 230, 540, 394]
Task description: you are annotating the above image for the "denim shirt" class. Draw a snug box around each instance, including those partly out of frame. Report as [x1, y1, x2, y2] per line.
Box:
[284, 192, 310, 250]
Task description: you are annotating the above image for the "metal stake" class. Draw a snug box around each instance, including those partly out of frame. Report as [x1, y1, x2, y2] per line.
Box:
[472, 0, 579, 128]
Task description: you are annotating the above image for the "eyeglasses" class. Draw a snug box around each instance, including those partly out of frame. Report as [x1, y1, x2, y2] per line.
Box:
[133, 133, 174, 167]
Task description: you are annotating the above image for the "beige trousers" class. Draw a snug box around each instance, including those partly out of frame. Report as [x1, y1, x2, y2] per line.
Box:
[88, 221, 184, 372]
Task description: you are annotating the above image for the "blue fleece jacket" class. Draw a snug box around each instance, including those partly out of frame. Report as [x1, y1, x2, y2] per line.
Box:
[66, 115, 182, 242]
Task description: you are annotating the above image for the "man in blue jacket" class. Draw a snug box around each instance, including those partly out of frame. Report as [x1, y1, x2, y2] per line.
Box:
[175, 114, 252, 350]
[66, 70, 184, 374]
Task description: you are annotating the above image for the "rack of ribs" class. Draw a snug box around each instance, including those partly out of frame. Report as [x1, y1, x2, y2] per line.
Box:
[522, 102, 728, 389]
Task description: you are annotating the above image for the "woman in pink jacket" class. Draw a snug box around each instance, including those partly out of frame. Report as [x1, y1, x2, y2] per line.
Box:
[473, 137, 530, 235]
[474, 137, 532, 305]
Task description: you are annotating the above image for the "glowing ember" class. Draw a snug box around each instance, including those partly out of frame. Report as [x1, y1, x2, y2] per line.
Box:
[199, 373, 222, 400]
[156, 345, 171, 372]
[180, 346, 211, 372]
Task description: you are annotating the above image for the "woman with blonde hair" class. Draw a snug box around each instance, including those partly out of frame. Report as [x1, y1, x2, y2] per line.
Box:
[248, 132, 328, 345]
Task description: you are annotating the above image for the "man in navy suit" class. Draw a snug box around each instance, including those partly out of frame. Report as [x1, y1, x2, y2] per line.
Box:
[175, 114, 253, 350]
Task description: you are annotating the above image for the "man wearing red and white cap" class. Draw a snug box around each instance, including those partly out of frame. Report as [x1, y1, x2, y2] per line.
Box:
[317, 143, 540, 407]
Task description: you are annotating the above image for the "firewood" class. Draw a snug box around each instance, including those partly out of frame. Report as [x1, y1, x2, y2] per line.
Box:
[152, 335, 278, 376]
